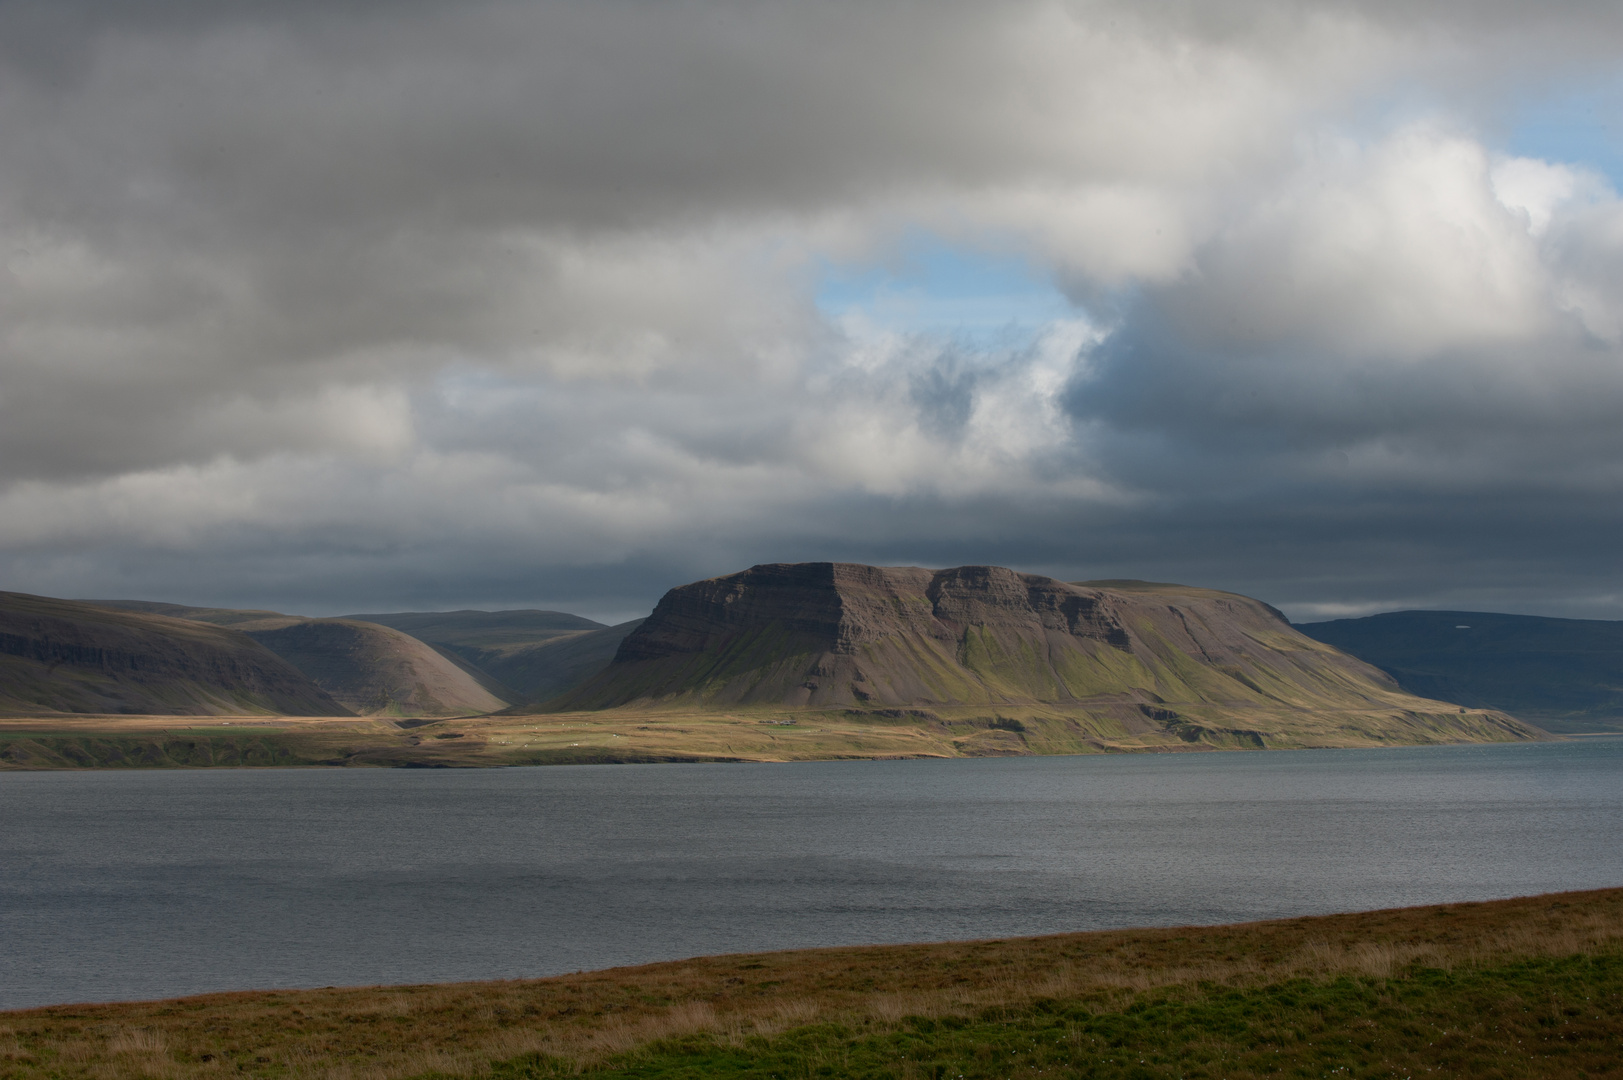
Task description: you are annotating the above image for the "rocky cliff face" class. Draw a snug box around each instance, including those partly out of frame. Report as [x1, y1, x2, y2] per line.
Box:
[0, 593, 348, 716]
[549, 565, 1545, 747]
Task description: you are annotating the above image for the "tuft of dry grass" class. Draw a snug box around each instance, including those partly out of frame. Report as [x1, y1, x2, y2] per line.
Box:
[1, 887, 1619, 1079]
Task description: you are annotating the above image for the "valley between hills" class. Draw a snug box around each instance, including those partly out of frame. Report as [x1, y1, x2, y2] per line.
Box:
[0, 561, 1589, 769]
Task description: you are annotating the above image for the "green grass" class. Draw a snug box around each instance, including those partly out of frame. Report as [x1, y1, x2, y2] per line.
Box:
[0, 732, 326, 768]
[479, 954, 1623, 1080]
[4, 889, 1620, 1079]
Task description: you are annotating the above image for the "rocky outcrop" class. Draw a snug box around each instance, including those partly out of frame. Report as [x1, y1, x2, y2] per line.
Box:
[0, 592, 348, 716]
[547, 565, 1549, 747]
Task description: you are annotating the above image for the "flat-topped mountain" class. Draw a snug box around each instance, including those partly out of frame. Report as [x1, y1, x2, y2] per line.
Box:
[0, 593, 347, 716]
[1297, 609, 1623, 734]
[548, 564, 1544, 749]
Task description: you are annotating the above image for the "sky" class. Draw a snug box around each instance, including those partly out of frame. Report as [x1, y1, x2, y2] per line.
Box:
[4, 1, 1623, 624]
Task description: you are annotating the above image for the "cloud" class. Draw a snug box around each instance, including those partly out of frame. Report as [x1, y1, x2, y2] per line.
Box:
[3, 0, 1623, 619]
[1072, 123, 1623, 464]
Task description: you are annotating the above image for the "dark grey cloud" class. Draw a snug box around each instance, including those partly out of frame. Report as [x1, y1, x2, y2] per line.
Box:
[4, 0, 1623, 621]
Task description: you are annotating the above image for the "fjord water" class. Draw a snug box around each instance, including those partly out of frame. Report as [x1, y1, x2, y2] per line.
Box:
[3, 741, 1621, 1011]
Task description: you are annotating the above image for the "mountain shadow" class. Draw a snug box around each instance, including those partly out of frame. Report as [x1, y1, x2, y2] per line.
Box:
[93, 601, 506, 718]
[341, 609, 636, 702]
[1297, 610, 1623, 734]
[0, 593, 347, 716]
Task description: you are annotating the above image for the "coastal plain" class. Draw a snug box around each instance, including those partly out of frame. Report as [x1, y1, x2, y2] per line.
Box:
[0, 699, 1543, 770]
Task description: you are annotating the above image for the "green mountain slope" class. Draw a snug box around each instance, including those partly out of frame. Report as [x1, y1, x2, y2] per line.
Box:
[1296, 609, 1623, 733]
[87, 600, 293, 628]
[547, 563, 1546, 750]
[0, 593, 347, 716]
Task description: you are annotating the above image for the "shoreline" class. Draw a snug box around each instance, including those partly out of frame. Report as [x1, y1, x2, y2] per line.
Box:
[4, 888, 1620, 1078]
[0, 703, 1554, 770]
[4, 886, 1616, 1015]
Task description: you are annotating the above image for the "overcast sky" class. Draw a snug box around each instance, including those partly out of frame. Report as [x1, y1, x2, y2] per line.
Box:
[4, 0, 1623, 622]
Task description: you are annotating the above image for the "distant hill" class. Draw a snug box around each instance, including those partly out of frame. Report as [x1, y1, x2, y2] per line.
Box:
[1296, 610, 1623, 734]
[238, 620, 508, 718]
[544, 563, 1544, 750]
[0, 593, 347, 716]
[89, 600, 294, 628]
[486, 620, 644, 702]
[339, 608, 631, 702]
[91, 602, 507, 717]
[339, 609, 606, 648]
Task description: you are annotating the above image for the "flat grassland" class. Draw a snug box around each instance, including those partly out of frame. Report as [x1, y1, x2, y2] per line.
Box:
[0, 701, 1543, 770]
[1, 889, 1619, 1079]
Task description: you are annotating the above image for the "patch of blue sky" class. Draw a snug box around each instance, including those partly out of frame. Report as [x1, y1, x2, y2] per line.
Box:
[1316, 73, 1622, 191]
[813, 83, 1623, 348]
[1504, 79, 1623, 189]
[816, 234, 1079, 346]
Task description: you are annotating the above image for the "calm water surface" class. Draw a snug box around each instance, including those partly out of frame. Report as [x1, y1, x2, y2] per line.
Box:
[3, 740, 1621, 1010]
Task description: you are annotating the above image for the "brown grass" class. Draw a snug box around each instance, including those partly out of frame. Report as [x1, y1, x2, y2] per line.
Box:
[0, 700, 1547, 772]
[2, 887, 1619, 1079]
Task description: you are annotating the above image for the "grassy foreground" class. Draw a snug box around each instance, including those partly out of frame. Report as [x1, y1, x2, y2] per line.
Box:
[0, 701, 1546, 770]
[2, 889, 1620, 1079]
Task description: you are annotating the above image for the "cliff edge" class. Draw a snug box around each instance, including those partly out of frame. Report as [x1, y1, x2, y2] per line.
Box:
[546, 564, 1546, 750]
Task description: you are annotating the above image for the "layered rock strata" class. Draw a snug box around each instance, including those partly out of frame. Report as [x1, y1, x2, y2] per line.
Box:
[549, 563, 1546, 748]
[0, 592, 347, 716]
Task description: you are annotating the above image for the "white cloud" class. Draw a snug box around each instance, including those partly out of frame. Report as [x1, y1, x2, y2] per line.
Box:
[1157, 125, 1562, 362]
[5, 1, 1623, 615]
[1492, 155, 1582, 235]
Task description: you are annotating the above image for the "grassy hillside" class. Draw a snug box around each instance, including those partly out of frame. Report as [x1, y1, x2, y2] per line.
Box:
[549, 564, 1546, 749]
[1298, 609, 1623, 734]
[0, 593, 346, 717]
[102, 602, 633, 712]
[241, 620, 509, 717]
[2, 888, 1618, 1079]
[92, 601, 509, 717]
[84, 600, 296, 628]
[14, 576, 1562, 753]
[340, 610, 639, 702]
[482, 620, 645, 701]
